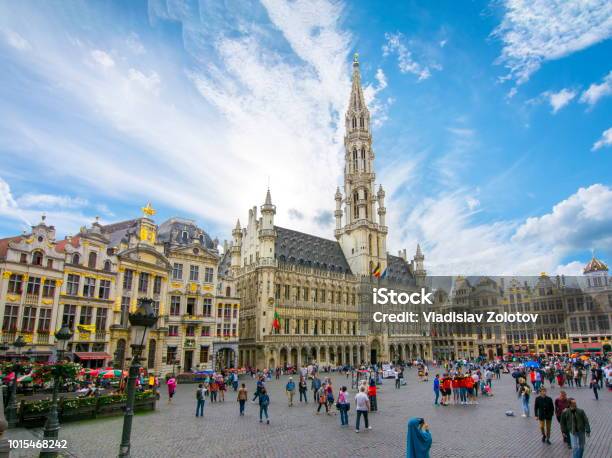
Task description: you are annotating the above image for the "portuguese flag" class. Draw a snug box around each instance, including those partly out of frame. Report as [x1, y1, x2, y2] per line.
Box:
[272, 311, 280, 330]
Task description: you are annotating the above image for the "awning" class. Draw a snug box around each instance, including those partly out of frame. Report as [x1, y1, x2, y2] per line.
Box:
[74, 352, 111, 361]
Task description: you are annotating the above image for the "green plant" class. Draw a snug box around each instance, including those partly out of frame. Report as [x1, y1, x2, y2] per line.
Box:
[97, 393, 127, 406]
[61, 396, 97, 410]
[22, 399, 52, 414]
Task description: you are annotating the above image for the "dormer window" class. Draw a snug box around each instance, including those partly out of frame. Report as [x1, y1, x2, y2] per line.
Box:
[32, 251, 43, 266]
[181, 231, 188, 243]
[103, 260, 112, 272]
[72, 253, 80, 265]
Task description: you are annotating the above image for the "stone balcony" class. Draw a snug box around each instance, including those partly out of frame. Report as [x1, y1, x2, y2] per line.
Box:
[181, 314, 205, 324]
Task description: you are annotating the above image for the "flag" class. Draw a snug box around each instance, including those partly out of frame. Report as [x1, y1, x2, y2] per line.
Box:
[380, 267, 387, 279]
[272, 311, 280, 330]
[372, 262, 381, 278]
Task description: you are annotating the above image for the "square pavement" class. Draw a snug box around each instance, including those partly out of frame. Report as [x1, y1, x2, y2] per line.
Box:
[6, 367, 611, 457]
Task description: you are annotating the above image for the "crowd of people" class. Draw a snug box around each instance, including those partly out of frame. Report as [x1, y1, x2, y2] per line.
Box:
[159, 354, 610, 458]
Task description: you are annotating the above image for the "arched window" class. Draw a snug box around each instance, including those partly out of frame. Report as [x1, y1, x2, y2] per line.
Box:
[352, 149, 358, 171]
[352, 117, 357, 129]
[88, 252, 97, 269]
[103, 260, 112, 272]
[226, 286, 231, 297]
[181, 231, 188, 243]
[72, 253, 80, 265]
[360, 116, 364, 128]
[361, 148, 366, 171]
[353, 191, 359, 220]
[32, 251, 43, 266]
[368, 234, 373, 255]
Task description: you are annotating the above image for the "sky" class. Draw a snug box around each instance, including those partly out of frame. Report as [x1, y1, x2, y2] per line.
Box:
[0, 0, 611, 276]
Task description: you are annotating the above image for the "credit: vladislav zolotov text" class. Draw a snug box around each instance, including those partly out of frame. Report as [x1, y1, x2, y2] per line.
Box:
[371, 288, 539, 323]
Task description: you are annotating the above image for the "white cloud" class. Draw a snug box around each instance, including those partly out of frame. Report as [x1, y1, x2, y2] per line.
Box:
[126, 32, 145, 54]
[128, 69, 161, 94]
[580, 70, 612, 106]
[439, 39, 447, 48]
[382, 32, 437, 81]
[554, 261, 584, 276]
[543, 88, 577, 113]
[394, 184, 612, 275]
[17, 194, 88, 209]
[493, 0, 612, 85]
[2, 29, 30, 50]
[592, 127, 612, 150]
[91, 49, 114, 68]
[363, 68, 391, 126]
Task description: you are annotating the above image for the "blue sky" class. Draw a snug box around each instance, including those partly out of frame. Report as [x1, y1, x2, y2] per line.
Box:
[0, 0, 611, 275]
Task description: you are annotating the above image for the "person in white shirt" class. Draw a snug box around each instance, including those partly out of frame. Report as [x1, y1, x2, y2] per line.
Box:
[355, 386, 371, 433]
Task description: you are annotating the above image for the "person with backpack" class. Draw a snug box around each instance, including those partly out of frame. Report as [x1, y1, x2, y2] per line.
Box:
[518, 381, 531, 417]
[195, 383, 206, 417]
[368, 379, 377, 411]
[237, 383, 248, 416]
[285, 377, 296, 407]
[337, 386, 350, 427]
[298, 376, 308, 403]
[258, 387, 270, 424]
[311, 374, 321, 403]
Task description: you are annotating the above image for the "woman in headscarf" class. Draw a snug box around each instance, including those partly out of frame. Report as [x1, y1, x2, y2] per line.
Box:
[406, 417, 432, 458]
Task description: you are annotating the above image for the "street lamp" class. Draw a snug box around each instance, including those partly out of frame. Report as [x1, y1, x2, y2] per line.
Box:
[40, 324, 73, 458]
[7, 336, 26, 428]
[118, 298, 158, 458]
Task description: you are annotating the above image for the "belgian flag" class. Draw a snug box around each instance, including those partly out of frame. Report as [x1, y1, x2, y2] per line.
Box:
[272, 311, 280, 330]
[372, 262, 381, 278]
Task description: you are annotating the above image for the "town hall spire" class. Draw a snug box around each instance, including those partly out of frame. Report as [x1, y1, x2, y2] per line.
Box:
[335, 54, 388, 277]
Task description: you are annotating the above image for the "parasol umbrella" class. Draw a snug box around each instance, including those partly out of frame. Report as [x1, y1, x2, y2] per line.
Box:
[3, 372, 15, 382]
[100, 369, 126, 378]
[579, 355, 589, 361]
[525, 361, 540, 369]
[17, 374, 32, 383]
[570, 353, 578, 358]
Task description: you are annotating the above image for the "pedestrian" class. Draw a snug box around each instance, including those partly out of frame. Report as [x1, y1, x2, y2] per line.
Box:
[354, 385, 371, 433]
[252, 376, 264, 402]
[258, 387, 270, 424]
[195, 383, 205, 417]
[298, 376, 308, 403]
[209, 378, 218, 402]
[166, 376, 177, 404]
[316, 383, 329, 414]
[286, 377, 295, 407]
[589, 377, 599, 400]
[554, 390, 571, 448]
[406, 417, 432, 458]
[368, 379, 377, 411]
[395, 369, 400, 389]
[338, 385, 350, 427]
[237, 383, 248, 416]
[518, 381, 531, 417]
[534, 387, 554, 444]
[440, 374, 451, 406]
[560, 398, 590, 458]
[311, 374, 321, 403]
[325, 380, 335, 413]
[433, 374, 440, 405]
[232, 372, 239, 391]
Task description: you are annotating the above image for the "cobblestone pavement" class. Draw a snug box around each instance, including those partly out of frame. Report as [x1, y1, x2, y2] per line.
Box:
[6, 368, 611, 458]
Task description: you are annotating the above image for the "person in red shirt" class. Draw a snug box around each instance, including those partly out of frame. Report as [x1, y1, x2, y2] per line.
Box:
[441, 375, 452, 406]
[464, 373, 476, 404]
[452, 375, 460, 404]
[368, 380, 377, 411]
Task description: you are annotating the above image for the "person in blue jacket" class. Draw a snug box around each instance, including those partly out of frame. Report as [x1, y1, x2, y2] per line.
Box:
[406, 417, 432, 458]
[433, 375, 440, 405]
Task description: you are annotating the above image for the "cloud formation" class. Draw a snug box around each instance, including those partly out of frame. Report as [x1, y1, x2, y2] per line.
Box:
[382, 32, 437, 81]
[493, 0, 612, 84]
[580, 70, 612, 107]
[543, 88, 577, 113]
[592, 127, 612, 150]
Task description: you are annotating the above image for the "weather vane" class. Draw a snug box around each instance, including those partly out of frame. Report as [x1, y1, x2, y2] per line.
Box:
[141, 202, 156, 217]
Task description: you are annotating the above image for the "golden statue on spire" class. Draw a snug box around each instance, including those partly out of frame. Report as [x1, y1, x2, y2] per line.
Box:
[353, 52, 359, 63]
[141, 202, 156, 217]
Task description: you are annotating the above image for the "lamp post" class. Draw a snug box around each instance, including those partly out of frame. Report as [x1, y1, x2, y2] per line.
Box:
[7, 336, 26, 428]
[40, 325, 73, 458]
[118, 298, 157, 458]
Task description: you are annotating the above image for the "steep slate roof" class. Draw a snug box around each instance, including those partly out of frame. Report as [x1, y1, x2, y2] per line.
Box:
[100, 219, 140, 247]
[157, 218, 216, 250]
[386, 254, 415, 285]
[274, 226, 351, 273]
[218, 249, 231, 277]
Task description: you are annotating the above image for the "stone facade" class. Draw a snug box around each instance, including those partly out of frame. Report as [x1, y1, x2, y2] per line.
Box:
[230, 56, 432, 370]
[0, 207, 240, 375]
[429, 263, 611, 360]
